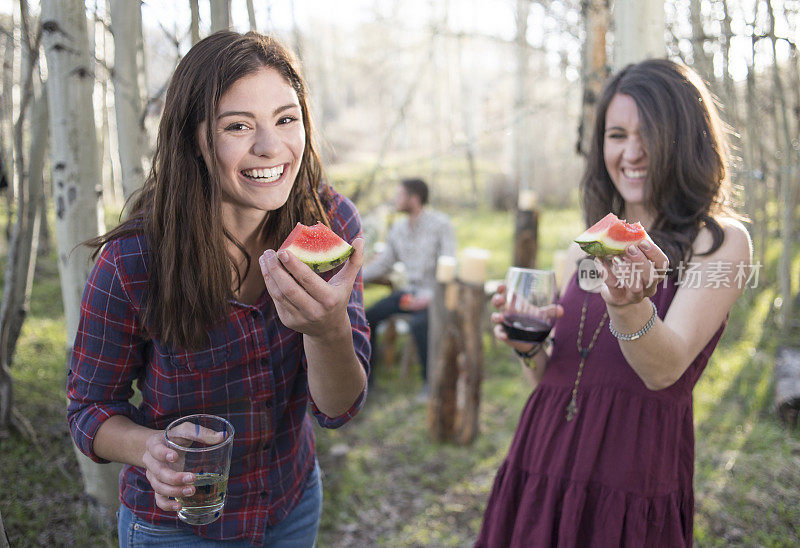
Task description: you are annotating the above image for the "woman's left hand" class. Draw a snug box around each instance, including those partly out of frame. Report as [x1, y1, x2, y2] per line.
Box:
[259, 238, 365, 338]
[594, 240, 670, 307]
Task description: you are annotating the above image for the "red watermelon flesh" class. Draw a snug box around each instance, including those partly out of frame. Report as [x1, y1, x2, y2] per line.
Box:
[279, 222, 354, 273]
[574, 213, 649, 257]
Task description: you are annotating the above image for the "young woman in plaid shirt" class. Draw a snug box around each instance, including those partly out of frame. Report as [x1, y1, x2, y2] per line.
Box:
[67, 31, 370, 546]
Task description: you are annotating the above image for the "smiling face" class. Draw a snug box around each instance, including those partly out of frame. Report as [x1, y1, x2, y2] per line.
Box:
[198, 66, 305, 230]
[603, 93, 649, 215]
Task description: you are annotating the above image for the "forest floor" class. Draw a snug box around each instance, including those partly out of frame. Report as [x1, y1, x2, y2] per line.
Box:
[1, 207, 799, 547]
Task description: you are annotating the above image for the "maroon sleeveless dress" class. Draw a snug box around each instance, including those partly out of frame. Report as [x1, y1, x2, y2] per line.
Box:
[476, 273, 727, 547]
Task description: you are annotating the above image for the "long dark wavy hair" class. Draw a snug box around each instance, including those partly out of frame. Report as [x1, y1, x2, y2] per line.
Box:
[580, 59, 739, 274]
[87, 31, 331, 349]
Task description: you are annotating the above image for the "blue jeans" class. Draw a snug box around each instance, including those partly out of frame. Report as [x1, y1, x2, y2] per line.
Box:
[117, 460, 322, 547]
[365, 291, 429, 383]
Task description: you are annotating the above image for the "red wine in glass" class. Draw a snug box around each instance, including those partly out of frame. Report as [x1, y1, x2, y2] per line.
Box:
[502, 314, 552, 343]
[502, 267, 558, 344]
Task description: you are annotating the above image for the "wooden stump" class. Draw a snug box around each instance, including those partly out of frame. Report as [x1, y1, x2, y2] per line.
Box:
[427, 281, 485, 445]
[453, 283, 485, 445]
[427, 281, 460, 442]
[775, 346, 800, 428]
[513, 208, 539, 269]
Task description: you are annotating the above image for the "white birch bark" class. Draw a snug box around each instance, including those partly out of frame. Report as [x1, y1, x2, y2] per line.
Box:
[719, 0, 738, 125]
[290, 0, 303, 62]
[189, 0, 201, 44]
[1, 17, 13, 193]
[2, 13, 16, 239]
[246, 0, 257, 32]
[766, 0, 797, 332]
[612, 0, 665, 69]
[744, 32, 760, 260]
[514, 0, 531, 197]
[110, 0, 147, 200]
[578, 0, 609, 156]
[210, 0, 231, 33]
[0, 0, 45, 437]
[689, 0, 714, 84]
[0, 89, 47, 438]
[41, 0, 120, 510]
[97, 3, 121, 210]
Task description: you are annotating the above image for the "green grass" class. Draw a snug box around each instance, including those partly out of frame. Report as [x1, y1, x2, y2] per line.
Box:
[1, 204, 799, 547]
[314, 206, 800, 547]
[691, 239, 800, 547]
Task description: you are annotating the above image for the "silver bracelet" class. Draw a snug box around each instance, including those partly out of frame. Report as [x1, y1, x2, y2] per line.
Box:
[609, 300, 658, 341]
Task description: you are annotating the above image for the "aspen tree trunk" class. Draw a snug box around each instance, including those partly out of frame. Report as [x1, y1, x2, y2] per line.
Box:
[96, 4, 119, 210]
[429, 0, 444, 190]
[789, 44, 800, 312]
[612, 0, 665, 69]
[689, 0, 714, 84]
[2, 14, 16, 242]
[0, 0, 45, 438]
[189, 0, 201, 44]
[210, 0, 231, 33]
[514, 0, 531, 197]
[110, 0, 147, 200]
[0, 89, 47, 439]
[41, 0, 120, 511]
[37, 175, 51, 255]
[577, 0, 609, 156]
[719, 0, 738, 126]
[744, 32, 761, 260]
[246, 0, 257, 31]
[290, 0, 303, 62]
[766, 0, 797, 333]
[747, 15, 769, 271]
[1, 21, 13, 186]
[456, 3, 481, 204]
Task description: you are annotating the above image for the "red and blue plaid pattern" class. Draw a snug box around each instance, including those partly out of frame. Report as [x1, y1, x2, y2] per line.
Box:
[67, 190, 370, 543]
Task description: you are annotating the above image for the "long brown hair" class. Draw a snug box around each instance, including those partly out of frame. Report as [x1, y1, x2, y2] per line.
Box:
[88, 31, 331, 349]
[580, 59, 738, 274]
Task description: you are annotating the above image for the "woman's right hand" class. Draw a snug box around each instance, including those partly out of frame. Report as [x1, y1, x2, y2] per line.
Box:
[141, 430, 196, 513]
[490, 283, 563, 353]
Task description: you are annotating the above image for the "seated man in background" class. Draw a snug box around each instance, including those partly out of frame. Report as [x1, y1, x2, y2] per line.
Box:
[363, 178, 457, 397]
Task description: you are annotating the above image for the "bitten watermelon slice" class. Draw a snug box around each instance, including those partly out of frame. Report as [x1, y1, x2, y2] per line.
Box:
[279, 222, 354, 273]
[574, 213, 650, 258]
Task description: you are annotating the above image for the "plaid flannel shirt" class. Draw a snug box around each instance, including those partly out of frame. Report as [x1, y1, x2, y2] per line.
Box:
[67, 189, 370, 544]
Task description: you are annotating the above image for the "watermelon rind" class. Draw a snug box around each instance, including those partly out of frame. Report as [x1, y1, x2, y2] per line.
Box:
[574, 240, 629, 258]
[574, 213, 648, 258]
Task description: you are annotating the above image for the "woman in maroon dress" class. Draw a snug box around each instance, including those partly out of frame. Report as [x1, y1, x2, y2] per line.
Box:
[476, 59, 752, 547]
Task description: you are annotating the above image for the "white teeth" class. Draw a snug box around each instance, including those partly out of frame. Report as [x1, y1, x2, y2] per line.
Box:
[242, 165, 285, 182]
[624, 169, 647, 179]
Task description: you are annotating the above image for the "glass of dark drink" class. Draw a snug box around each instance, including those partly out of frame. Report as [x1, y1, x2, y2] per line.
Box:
[502, 267, 558, 343]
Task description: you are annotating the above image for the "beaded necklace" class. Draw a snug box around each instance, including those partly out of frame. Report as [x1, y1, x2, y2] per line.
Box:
[565, 295, 608, 421]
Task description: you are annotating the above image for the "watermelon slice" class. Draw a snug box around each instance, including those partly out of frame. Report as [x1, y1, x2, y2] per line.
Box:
[279, 222, 354, 273]
[574, 213, 650, 258]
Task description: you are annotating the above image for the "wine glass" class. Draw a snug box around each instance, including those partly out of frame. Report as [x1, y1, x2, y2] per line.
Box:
[502, 267, 559, 343]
